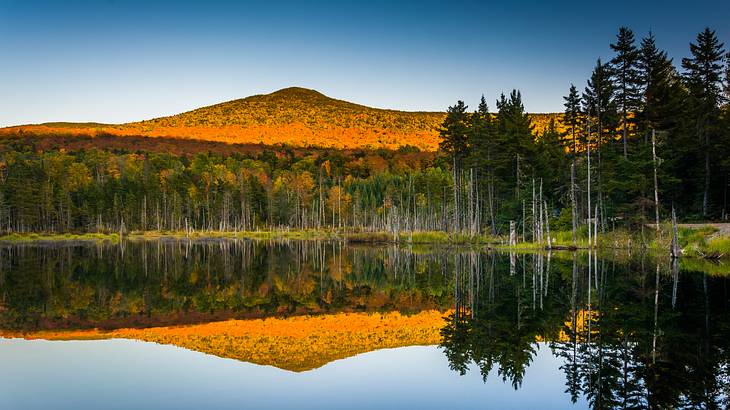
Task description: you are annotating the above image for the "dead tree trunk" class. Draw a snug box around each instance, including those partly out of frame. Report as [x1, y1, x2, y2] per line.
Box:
[671, 206, 680, 259]
[532, 178, 536, 242]
[509, 221, 517, 246]
[652, 129, 661, 234]
[587, 124, 592, 248]
[571, 162, 577, 246]
[544, 199, 551, 249]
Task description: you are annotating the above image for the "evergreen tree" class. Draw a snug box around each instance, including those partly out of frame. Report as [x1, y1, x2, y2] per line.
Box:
[610, 27, 641, 158]
[583, 59, 618, 226]
[681, 28, 726, 217]
[469, 96, 494, 164]
[637, 32, 690, 212]
[469, 95, 498, 234]
[536, 118, 566, 201]
[724, 52, 730, 102]
[439, 100, 470, 164]
[722, 53, 730, 218]
[563, 84, 582, 242]
[495, 90, 535, 224]
[583, 59, 617, 148]
[563, 84, 583, 156]
[638, 32, 680, 131]
[439, 101, 470, 231]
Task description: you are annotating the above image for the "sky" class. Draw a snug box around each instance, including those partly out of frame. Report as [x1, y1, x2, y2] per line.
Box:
[0, 0, 728, 126]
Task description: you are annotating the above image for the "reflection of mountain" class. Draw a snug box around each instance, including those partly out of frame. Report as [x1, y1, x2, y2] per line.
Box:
[8, 311, 446, 372]
[0, 241, 452, 331]
[2, 241, 730, 406]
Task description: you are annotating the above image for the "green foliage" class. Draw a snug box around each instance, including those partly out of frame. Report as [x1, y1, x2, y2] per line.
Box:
[438, 100, 470, 166]
[1, 28, 728, 242]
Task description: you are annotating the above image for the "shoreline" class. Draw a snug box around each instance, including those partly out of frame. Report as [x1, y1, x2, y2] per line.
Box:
[0, 227, 727, 260]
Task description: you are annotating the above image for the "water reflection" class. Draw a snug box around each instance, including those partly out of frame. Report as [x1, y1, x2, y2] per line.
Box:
[440, 250, 730, 408]
[0, 240, 729, 408]
[0, 240, 452, 330]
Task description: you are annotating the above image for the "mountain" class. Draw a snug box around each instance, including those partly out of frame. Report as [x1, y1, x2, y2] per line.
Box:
[0, 87, 562, 151]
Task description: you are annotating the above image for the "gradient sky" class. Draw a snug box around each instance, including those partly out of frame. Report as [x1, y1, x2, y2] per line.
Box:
[0, 0, 727, 126]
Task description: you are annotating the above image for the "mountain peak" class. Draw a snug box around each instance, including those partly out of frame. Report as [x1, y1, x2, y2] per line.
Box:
[267, 87, 326, 99]
[1, 86, 561, 151]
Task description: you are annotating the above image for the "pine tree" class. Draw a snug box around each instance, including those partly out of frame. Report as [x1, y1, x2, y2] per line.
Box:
[563, 84, 583, 156]
[583, 59, 617, 148]
[495, 90, 535, 224]
[563, 84, 582, 243]
[682, 28, 726, 217]
[724, 52, 730, 103]
[469, 96, 493, 161]
[638, 32, 680, 130]
[610, 27, 641, 158]
[537, 118, 566, 197]
[439, 100, 470, 166]
[637, 32, 690, 213]
[439, 101, 470, 231]
[583, 59, 618, 228]
[469, 95, 497, 234]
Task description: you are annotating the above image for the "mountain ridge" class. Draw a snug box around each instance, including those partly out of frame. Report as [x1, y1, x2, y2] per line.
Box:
[1, 87, 561, 151]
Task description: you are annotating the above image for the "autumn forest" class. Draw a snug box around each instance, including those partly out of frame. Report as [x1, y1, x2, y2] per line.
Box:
[0, 27, 728, 242]
[3, 3, 730, 407]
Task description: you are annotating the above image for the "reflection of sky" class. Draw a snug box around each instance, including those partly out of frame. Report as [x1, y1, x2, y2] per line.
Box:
[0, 339, 587, 409]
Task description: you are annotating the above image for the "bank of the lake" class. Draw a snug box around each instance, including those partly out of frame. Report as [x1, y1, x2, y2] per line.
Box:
[0, 224, 728, 260]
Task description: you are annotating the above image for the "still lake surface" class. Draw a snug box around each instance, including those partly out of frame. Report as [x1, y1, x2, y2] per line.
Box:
[0, 239, 728, 409]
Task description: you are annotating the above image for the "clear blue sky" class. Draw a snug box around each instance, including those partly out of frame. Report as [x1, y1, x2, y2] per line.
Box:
[0, 0, 727, 126]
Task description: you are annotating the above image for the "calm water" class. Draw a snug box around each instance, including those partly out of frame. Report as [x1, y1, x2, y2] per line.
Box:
[0, 239, 728, 409]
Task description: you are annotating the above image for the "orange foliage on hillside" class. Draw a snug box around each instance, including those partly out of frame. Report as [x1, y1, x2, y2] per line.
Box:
[0, 88, 563, 151]
[6, 310, 448, 372]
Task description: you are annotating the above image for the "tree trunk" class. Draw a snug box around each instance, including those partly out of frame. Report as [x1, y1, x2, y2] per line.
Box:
[703, 148, 710, 217]
[571, 162, 577, 245]
[587, 124, 592, 248]
[538, 179, 543, 245]
[532, 178, 536, 242]
[452, 157, 459, 233]
[652, 129, 661, 233]
[544, 199, 551, 249]
[622, 107, 628, 159]
[509, 221, 517, 246]
[671, 206, 680, 258]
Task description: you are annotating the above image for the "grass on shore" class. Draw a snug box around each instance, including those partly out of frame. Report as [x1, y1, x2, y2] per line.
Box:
[0, 229, 336, 243]
[0, 232, 121, 243]
[1, 225, 728, 260]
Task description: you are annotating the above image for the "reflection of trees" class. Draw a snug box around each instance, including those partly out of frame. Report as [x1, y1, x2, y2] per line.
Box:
[441, 251, 730, 409]
[2, 243, 729, 407]
[555, 254, 730, 409]
[441, 252, 566, 389]
[0, 240, 453, 330]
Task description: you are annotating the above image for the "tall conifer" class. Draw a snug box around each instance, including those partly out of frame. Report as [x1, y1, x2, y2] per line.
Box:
[682, 28, 726, 216]
[610, 27, 641, 158]
[563, 84, 582, 156]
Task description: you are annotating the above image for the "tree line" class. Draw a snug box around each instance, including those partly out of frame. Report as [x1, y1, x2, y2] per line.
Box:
[0, 146, 455, 233]
[0, 27, 727, 236]
[440, 26, 729, 241]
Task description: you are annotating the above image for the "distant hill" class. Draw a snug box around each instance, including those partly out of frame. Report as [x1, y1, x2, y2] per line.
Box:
[0, 87, 562, 151]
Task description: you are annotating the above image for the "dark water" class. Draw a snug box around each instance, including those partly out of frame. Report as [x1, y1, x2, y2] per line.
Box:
[1, 239, 729, 409]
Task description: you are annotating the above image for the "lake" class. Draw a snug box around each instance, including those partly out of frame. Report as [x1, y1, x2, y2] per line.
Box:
[0, 239, 728, 409]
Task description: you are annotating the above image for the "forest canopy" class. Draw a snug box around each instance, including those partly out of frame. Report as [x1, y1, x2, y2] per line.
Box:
[0, 27, 728, 235]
